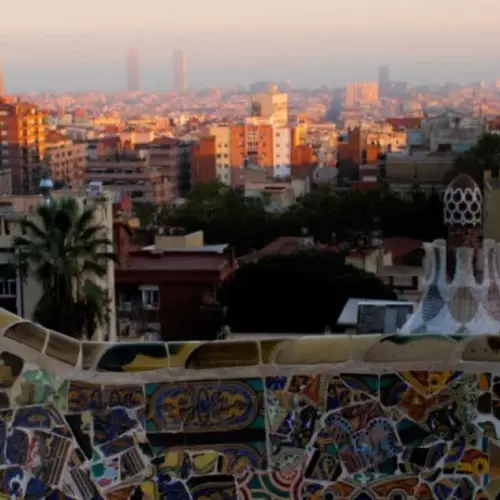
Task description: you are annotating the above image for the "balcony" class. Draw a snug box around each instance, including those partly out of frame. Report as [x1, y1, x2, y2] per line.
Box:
[117, 299, 161, 341]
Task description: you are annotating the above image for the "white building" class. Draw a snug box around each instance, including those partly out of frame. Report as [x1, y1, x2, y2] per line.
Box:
[251, 85, 288, 127]
[273, 127, 291, 178]
[209, 126, 231, 185]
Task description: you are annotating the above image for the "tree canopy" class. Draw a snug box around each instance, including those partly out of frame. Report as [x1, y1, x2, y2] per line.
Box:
[224, 251, 397, 333]
[147, 180, 446, 256]
[12, 197, 116, 339]
[446, 132, 500, 188]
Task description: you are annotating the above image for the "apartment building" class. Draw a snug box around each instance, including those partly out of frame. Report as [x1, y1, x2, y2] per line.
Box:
[201, 122, 303, 186]
[0, 187, 117, 341]
[0, 167, 11, 196]
[345, 82, 380, 107]
[147, 137, 192, 199]
[45, 131, 86, 189]
[210, 126, 231, 184]
[114, 229, 235, 341]
[192, 136, 216, 185]
[273, 127, 292, 177]
[85, 153, 171, 205]
[0, 97, 46, 194]
[380, 151, 455, 195]
[251, 85, 288, 126]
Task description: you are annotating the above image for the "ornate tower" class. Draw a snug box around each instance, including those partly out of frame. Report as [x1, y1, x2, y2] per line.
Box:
[401, 174, 500, 335]
[444, 174, 482, 277]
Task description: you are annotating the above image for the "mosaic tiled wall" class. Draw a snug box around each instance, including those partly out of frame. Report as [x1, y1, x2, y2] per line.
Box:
[1, 309, 500, 498]
[0, 356, 499, 498]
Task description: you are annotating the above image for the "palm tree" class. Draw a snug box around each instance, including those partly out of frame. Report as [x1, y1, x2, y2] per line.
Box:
[12, 196, 116, 339]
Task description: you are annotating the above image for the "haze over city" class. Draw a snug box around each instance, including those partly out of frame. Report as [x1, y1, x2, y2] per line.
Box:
[3, 0, 500, 91]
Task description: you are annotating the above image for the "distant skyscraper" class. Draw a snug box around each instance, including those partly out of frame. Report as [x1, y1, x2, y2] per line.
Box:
[378, 65, 390, 95]
[0, 58, 5, 95]
[172, 50, 186, 93]
[126, 48, 140, 92]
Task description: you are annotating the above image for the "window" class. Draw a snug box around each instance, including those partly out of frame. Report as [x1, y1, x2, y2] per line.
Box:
[141, 286, 159, 309]
[0, 279, 16, 297]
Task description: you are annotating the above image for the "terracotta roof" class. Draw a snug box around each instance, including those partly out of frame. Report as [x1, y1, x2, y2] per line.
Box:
[351, 181, 379, 191]
[383, 237, 422, 258]
[128, 253, 230, 272]
[385, 117, 422, 130]
[45, 131, 67, 144]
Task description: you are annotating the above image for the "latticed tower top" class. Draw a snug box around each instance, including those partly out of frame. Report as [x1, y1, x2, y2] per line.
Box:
[443, 174, 482, 228]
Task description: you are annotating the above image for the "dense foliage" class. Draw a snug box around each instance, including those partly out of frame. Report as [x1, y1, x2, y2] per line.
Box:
[12, 197, 116, 339]
[146, 181, 446, 256]
[225, 252, 397, 333]
[446, 132, 500, 188]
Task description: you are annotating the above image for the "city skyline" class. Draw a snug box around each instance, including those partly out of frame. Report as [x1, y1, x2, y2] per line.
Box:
[3, 0, 500, 91]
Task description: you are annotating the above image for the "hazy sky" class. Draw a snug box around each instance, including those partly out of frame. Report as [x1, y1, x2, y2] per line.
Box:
[3, 0, 500, 92]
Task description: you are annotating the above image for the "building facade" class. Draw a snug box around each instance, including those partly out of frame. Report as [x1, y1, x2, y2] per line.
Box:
[115, 230, 235, 341]
[45, 132, 86, 189]
[192, 136, 216, 185]
[201, 123, 305, 186]
[146, 137, 192, 200]
[0, 97, 46, 194]
[251, 85, 288, 127]
[344, 82, 380, 107]
[85, 154, 171, 205]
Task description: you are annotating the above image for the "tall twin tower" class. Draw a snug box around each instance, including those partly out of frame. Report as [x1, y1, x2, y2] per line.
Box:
[126, 49, 186, 93]
[0, 58, 5, 95]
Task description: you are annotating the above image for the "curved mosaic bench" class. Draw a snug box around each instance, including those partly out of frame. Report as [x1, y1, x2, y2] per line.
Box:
[0, 309, 500, 498]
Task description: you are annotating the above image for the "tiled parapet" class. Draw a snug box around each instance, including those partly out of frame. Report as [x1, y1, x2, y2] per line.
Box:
[2, 311, 500, 497]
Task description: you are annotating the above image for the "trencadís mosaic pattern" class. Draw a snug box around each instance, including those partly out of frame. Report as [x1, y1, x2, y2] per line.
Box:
[2, 310, 500, 498]
[1, 359, 499, 498]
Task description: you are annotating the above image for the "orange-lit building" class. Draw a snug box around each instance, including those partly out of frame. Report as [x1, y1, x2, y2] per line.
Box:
[0, 97, 46, 194]
[338, 128, 381, 166]
[290, 144, 315, 178]
[192, 136, 216, 185]
[197, 123, 310, 186]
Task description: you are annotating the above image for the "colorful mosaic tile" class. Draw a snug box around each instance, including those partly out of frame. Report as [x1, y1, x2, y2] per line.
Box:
[0, 341, 496, 499]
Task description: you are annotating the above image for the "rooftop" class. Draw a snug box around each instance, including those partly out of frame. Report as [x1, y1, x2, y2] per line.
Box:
[127, 253, 231, 272]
